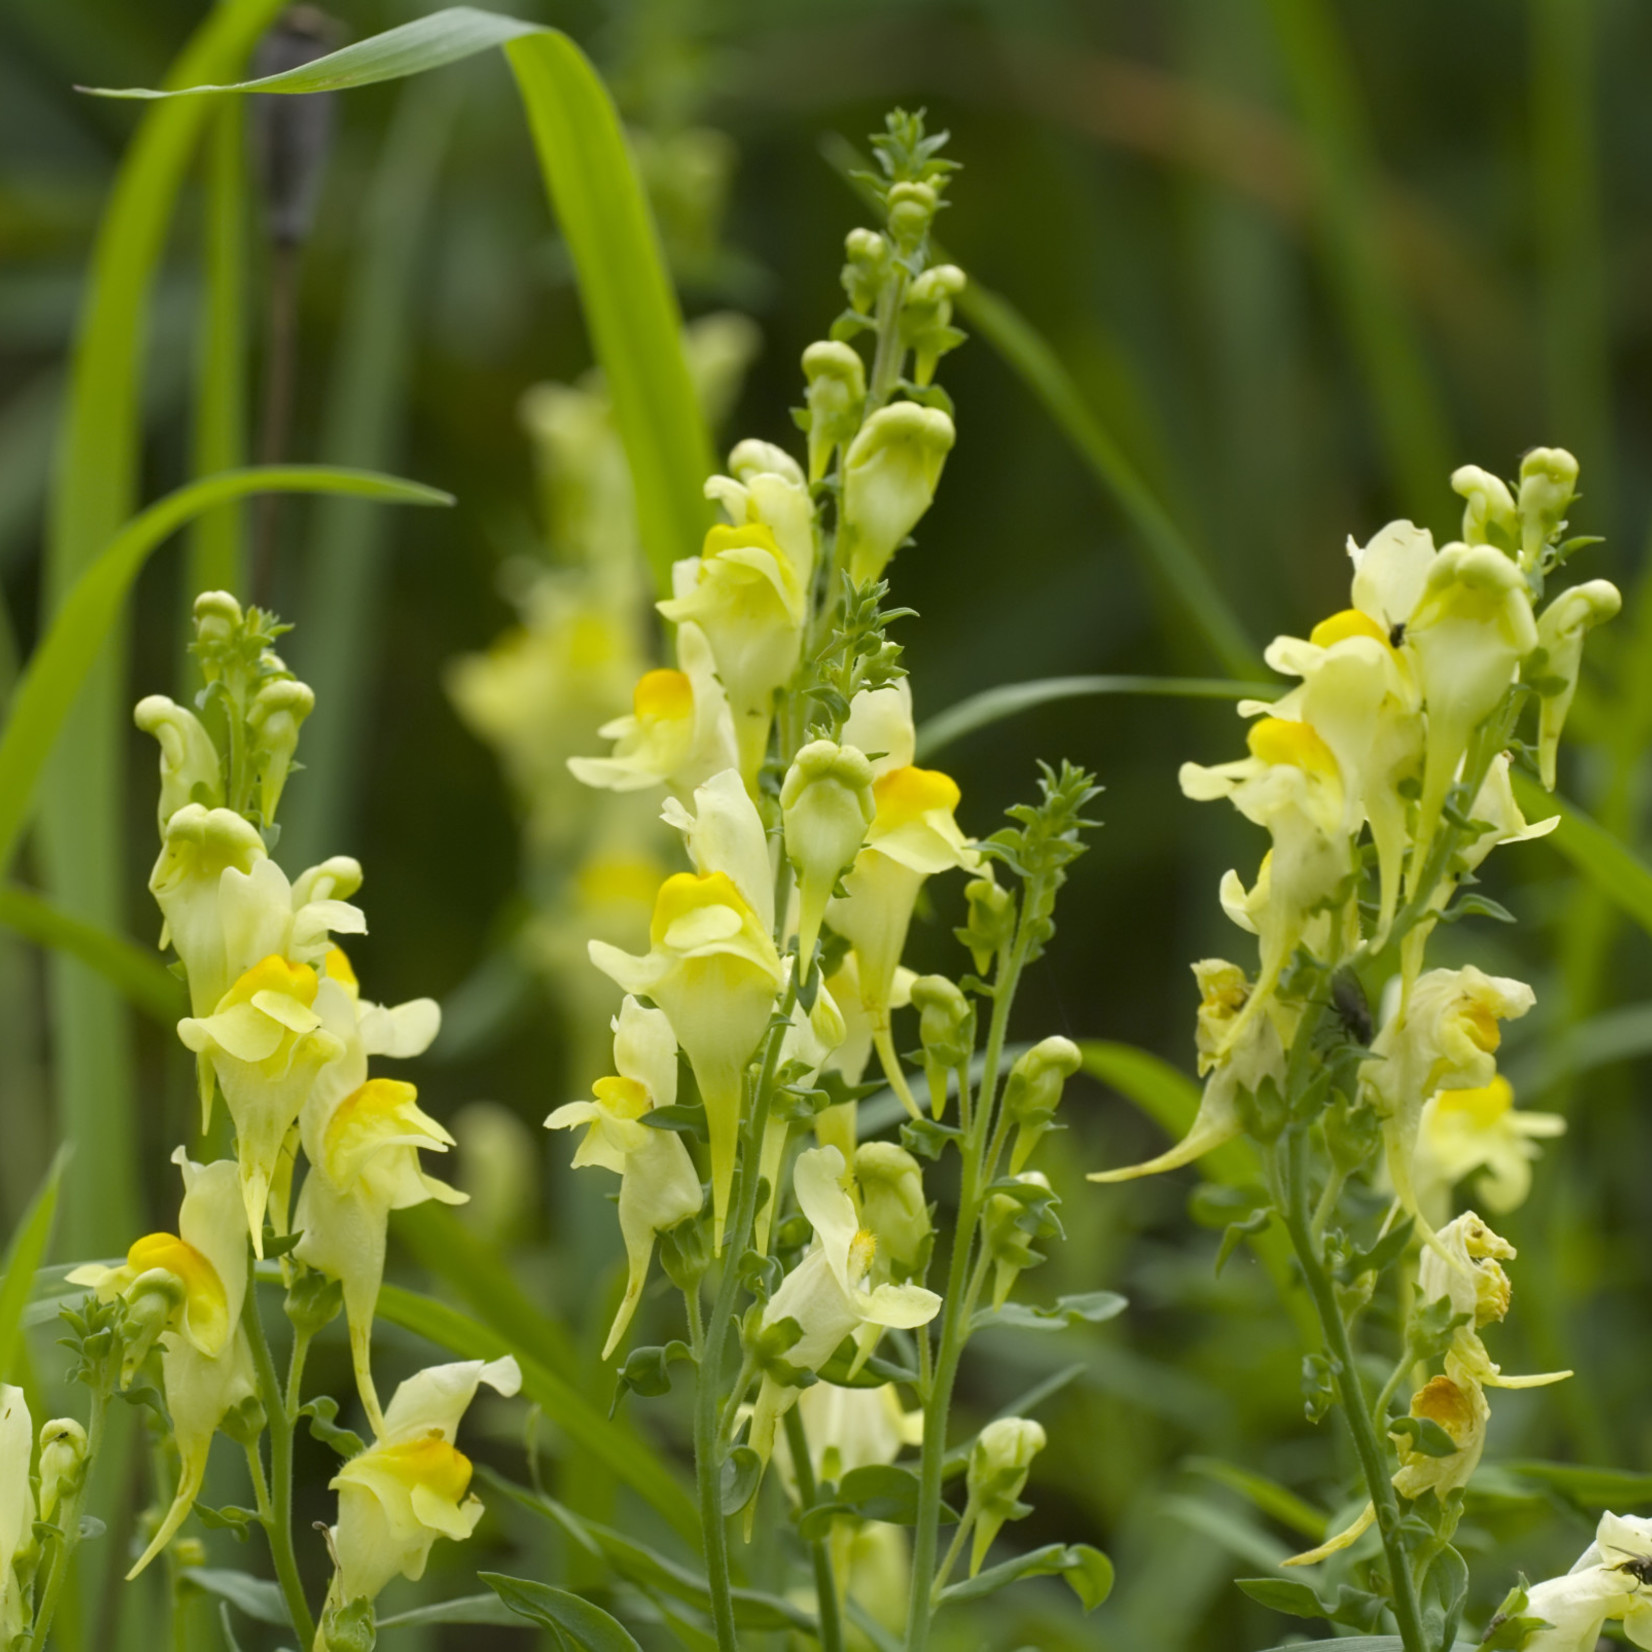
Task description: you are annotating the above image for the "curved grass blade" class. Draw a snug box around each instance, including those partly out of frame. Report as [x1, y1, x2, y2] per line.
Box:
[0, 467, 450, 881]
[0, 1148, 67, 1381]
[915, 674, 1275, 760]
[0, 887, 183, 1024]
[1510, 771, 1652, 940]
[81, 9, 714, 593]
[369, 1280, 699, 1540]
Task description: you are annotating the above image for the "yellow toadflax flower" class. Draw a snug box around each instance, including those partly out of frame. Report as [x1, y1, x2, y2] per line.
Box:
[828, 765, 977, 1116]
[69, 1153, 256, 1578]
[546, 996, 704, 1358]
[1, 1385, 34, 1642]
[1411, 1074, 1564, 1225]
[704, 438, 817, 593]
[745, 1148, 940, 1488]
[590, 868, 783, 1252]
[325, 1357, 520, 1612]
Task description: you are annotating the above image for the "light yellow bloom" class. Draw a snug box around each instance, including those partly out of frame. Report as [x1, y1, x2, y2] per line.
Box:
[829, 766, 977, 1114]
[852, 1142, 930, 1283]
[1518, 1568, 1639, 1652]
[782, 740, 876, 972]
[1412, 1075, 1564, 1223]
[69, 1153, 256, 1578]
[1090, 960, 1285, 1182]
[135, 695, 223, 831]
[1568, 1511, 1652, 1651]
[1362, 967, 1534, 1234]
[590, 870, 784, 1250]
[705, 438, 816, 591]
[840, 679, 915, 779]
[659, 522, 806, 784]
[747, 1149, 940, 1481]
[567, 623, 740, 796]
[660, 766, 776, 935]
[1, 1385, 34, 1642]
[327, 1357, 520, 1608]
[1530, 579, 1620, 789]
[776, 1382, 924, 1497]
[840, 402, 955, 585]
[546, 997, 703, 1358]
[1347, 519, 1438, 638]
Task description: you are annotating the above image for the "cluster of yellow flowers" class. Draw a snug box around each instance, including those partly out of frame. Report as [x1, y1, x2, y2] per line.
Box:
[57, 594, 517, 1637]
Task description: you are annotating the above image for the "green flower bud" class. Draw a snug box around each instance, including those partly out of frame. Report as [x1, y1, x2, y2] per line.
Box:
[966, 1417, 1045, 1575]
[956, 868, 1015, 975]
[802, 341, 867, 482]
[841, 402, 955, 585]
[853, 1142, 931, 1280]
[900, 264, 967, 387]
[782, 740, 876, 972]
[219, 1392, 268, 1447]
[134, 694, 224, 833]
[192, 589, 244, 670]
[981, 1172, 1052, 1309]
[247, 677, 314, 826]
[1004, 1036, 1081, 1172]
[320, 1595, 377, 1652]
[885, 181, 937, 256]
[842, 228, 892, 314]
[122, 1267, 186, 1383]
[908, 974, 972, 1119]
[1450, 464, 1518, 553]
[1529, 578, 1620, 788]
[37, 1417, 88, 1524]
[1517, 446, 1579, 572]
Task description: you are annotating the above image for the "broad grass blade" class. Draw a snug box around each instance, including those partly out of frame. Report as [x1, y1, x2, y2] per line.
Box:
[0, 1148, 67, 1382]
[0, 888, 182, 1023]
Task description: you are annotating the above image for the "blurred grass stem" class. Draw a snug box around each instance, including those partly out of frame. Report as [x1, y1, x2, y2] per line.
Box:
[781, 1406, 845, 1652]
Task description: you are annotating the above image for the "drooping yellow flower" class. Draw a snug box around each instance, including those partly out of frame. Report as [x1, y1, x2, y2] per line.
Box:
[1411, 1075, 1563, 1224]
[590, 870, 784, 1251]
[839, 401, 955, 584]
[658, 522, 806, 784]
[179, 955, 346, 1251]
[546, 996, 703, 1358]
[69, 1154, 256, 1578]
[782, 741, 876, 973]
[326, 1357, 520, 1609]
[704, 438, 817, 591]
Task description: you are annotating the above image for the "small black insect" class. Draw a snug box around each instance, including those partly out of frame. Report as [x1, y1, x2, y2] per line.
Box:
[1609, 1552, 1652, 1588]
[1388, 620, 1407, 648]
[1330, 968, 1373, 1047]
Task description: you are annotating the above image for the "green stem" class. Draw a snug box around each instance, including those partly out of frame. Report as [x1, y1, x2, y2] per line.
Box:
[1277, 1128, 1427, 1652]
[27, 1382, 110, 1652]
[285, 1325, 312, 1422]
[242, 1275, 316, 1648]
[929, 1496, 977, 1605]
[866, 266, 911, 412]
[782, 1406, 845, 1652]
[693, 987, 796, 1652]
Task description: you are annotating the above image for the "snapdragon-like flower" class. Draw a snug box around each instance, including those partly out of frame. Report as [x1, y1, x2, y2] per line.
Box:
[704, 438, 816, 592]
[839, 401, 955, 584]
[801, 341, 867, 481]
[326, 1357, 520, 1610]
[1529, 579, 1620, 789]
[746, 1149, 940, 1482]
[1411, 1075, 1563, 1224]
[69, 1153, 256, 1577]
[566, 623, 739, 796]
[294, 952, 456, 1431]
[658, 522, 806, 784]
[966, 1418, 1046, 1576]
[828, 764, 977, 1112]
[1090, 959, 1286, 1183]
[1361, 967, 1535, 1233]
[546, 996, 704, 1358]
[782, 740, 876, 972]
[590, 865, 783, 1251]
[135, 695, 224, 831]
[0, 1385, 33, 1642]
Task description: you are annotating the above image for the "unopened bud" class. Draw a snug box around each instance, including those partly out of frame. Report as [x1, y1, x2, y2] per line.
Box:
[192, 590, 244, 674]
[885, 181, 937, 255]
[1530, 578, 1620, 788]
[957, 869, 1015, 975]
[219, 1392, 268, 1447]
[908, 974, 972, 1119]
[134, 695, 224, 833]
[982, 1172, 1052, 1309]
[248, 677, 314, 826]
[729, 438, 805, 488]
[782, 740, 875, 972]
[901, 264, 967, 387]
[1517, 446, 1579, 571]
[122, 1268, 186, 1381]
[1004, 1037, 1081, 1173]
[966, 1417, 1045, 1575]
[1451, 465, 1519, 553]
[853, 1142, 930, 1280]
[842, 228, 892, 314]
[801, 341, 867, 482]
[841, 402, 955, 585]
[37, 1418, 88, 1523]
[320, 1594, 377, 1652]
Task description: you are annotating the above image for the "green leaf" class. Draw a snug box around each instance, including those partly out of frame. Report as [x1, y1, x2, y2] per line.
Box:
[480, 1574, 641, 1650]
[611, 1340, 694, 1413]
[1388, 1416, 1460, 1459]
[1236, 1577, 1327, 1619]
[376, 1593, 521, 1629]
[1499, 1459, 1652, 1509]
[1184, 1458, 1329, 1543]
[797, 1464, 953, 1541]
[970, 1290, 1128, 1335]
[368, 1277, 698, 1540]
[84, 9, 714, 593]
[0, 886, 183, 1022]
[0, 1148, 66, 1381]
[0, 466, 450, 881]
[298, 1395, 365, 1459]
[719, 1445, 762, 1516]
[180, 1569, 286, 1624]
[915, 675, 1276, 761]
[1253, 1642, 1477, 1652]
[938, 1543, 1114, 1612]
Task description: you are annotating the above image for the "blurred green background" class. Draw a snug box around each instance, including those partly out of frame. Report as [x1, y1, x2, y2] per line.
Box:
[4, 0, 1652, 1646]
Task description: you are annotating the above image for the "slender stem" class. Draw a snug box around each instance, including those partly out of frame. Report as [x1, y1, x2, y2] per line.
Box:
[1277, 1128, 1427, 1652]
[693, 988, 796, 1652]
[27, 1382, 110, 1652]
[285, 1325, 313, 1421]
[782, 1406, 845, 1652]
[242, 1275, 317, 1649]
[867, 266, 911, 412]
[929, 1497, 977, 1604]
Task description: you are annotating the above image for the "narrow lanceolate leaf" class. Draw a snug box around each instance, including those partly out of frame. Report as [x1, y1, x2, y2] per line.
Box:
[0, 1149, 67, 1381]
[83, 8, 715, 593]
[0, 887, 183, 1023]
[480, 1575, 641, 1650]
[1509, 771, 1652, 938]
[915, 674, 1276, 760]
[0, 467, 449, 881]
